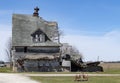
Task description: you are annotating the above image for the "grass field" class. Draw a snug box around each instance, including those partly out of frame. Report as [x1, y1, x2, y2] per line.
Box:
[0, 67, 12, 73]
[0, 69, 119, 74]
[99, 62, 120, 74]
[30, 76, 120, 83]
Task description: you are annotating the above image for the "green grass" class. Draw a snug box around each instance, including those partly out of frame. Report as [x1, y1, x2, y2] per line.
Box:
[22, 68, 120, 74]
[0, 67, 12, 73]
[31, 76, 120, 83]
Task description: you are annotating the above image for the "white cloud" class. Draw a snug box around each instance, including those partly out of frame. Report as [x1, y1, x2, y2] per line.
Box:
[61, 30, 120, 61]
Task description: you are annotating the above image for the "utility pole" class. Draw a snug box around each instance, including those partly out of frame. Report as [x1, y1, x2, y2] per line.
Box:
[97, 56, 99, 61]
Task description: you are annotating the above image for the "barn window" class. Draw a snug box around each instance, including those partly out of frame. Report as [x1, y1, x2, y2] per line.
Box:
[31, 29, 48, 43]
[24, 47, 27, 53]
[39, 34, 45, 42]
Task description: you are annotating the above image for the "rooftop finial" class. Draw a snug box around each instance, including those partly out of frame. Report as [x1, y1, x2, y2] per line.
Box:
[33, 6, 39, 17]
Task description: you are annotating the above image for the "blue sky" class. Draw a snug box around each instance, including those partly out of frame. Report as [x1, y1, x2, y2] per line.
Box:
[0, 0, 120, 61]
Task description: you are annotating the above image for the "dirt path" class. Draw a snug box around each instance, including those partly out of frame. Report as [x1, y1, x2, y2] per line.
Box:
[0, 73, 40, 83]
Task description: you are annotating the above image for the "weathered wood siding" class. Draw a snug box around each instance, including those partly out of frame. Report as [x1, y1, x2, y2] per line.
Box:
[24, 60, 60, 72]
[15, 47, 60, 53]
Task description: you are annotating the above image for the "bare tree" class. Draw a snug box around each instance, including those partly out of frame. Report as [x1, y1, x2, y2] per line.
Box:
[58, 28, 64, 42]
[70, 46, 83, 61]
[61, 43, 83, 61]
[51, 27, 64, 43]
[5, 37, 12, 67]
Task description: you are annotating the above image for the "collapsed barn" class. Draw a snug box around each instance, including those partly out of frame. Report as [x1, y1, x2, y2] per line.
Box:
[61, 43, 103, 72]
[12, 7, 61, 72]
[11, 7, 103, 72]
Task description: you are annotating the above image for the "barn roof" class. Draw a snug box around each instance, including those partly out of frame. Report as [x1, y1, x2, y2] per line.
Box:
[12, 14, 60, 47]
